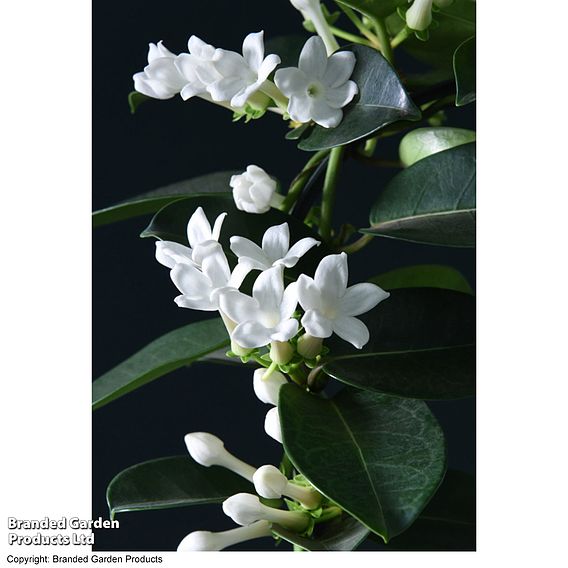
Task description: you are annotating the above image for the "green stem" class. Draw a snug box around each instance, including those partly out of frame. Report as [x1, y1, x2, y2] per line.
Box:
[361, 137, 378, 157]
[391, 26, 412, 48]
[337, 4, 381, 47]
[319, 146, 345, 241]
[251, 353, 270, 368]
[370, 16, 394, 64]
[340, 234, 374, 254]
[329, 26, 374, 48]
[281, 149, 329, 213]
[260, 80, 289, 111]
[314, 506, 343, 524]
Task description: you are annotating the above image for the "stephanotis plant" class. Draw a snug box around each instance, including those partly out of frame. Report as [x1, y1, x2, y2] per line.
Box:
[94, 0, 476, 552]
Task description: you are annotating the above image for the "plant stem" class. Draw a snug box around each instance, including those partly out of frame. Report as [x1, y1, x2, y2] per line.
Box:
[329, 26, 374, 48]
[370, 16, 394, 64]
[319, 146, 345, 241]
[391, 26, 412, 48]
[361, 137, 378, 157]
[337, 4, 381, 47]
[251, 353, 270, 368]
[281, 150, 330, 213]
[260, 80, 289, 111]
[340, 234, 374, 254]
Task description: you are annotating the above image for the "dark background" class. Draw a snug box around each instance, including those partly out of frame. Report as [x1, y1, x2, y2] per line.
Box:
[93, 0, 475, 551]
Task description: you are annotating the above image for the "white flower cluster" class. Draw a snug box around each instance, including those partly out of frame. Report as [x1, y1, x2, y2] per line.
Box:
[178, 432, 321, 551]
[133, 2, 358, 128]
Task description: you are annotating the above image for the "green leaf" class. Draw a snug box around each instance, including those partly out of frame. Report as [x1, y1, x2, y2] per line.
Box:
[273, 515, 369, 551]
[370, 264, 473, 295]
[335, 0, 407, 19]
[92, 171, 235, 228]
[279, 385, 446, 542]
[106, 456, 253, 519]
[92, 319, 229, 410]
[298, 45, 421, 151]
[363, 142, 476, 247]
[453, 36, 476, 106]
[324, 288, 475, 399]
[369, 470, 475, 550]
[141, 195, 329, 280]
[128, 91, 151, 114]
[285, 122, 312, 140]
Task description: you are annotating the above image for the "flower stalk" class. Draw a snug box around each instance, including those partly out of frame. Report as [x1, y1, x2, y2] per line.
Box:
[319, 145, 345, 241]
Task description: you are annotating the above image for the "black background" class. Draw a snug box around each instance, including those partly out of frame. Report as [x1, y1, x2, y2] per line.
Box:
[93, 0, 475, 551]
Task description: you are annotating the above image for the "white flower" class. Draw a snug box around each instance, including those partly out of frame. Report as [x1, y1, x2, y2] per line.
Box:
[406, 0, 453, 31]
[133, 41, 187, 100]
[275, 36, 358, 128]
[253, 465, 322, 509]
[219, 266, 299, 349]
[155, 206, 226, 269]
[175, 36, 224, 100]
[177, 521, 272, 551]
[289, 0, 339, 55]
[184, 432, 256, 481]
[230, 165, 283, 214]
[222, 493, 309, 531]
[264, 407, 282, 443]
[297, 252, 390, 349]
[207, 31, 281, 108]
[170, 247, 245, 311]
[230, 222, 319, 271]
[253, 368, 288, 406]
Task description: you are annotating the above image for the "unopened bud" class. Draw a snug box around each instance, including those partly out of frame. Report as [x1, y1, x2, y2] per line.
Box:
[264, 407, 283, 443]
[231, 339, 253, 357]
[222, 493, 309, 531]
[253, 368, 288, 406]
[177, 520, 272, 551]
[297, 334, 323, 359]
[269, 341, 294, 365]
[184, 432, 256, 481]
[406, 0, 433, 31]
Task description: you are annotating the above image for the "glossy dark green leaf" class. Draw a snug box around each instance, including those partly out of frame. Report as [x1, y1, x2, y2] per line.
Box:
[92, 319, 229, 410]
[335, 0, 407, 19]
[141, 195, 329, 280]
[279, 385, 446, 541]
[273, 515, 369, 551]
[128, 91, 151, 114]
[369, 470, 475, 550]
[298, 45, 421, 151]
[324, 288, 475, 399]
[107, 456, 252, 519]
[92, 171, 235, 228]
[370, 264, 473, 295]
[363, 143, 476, 247]
[454, 36, 476, 106]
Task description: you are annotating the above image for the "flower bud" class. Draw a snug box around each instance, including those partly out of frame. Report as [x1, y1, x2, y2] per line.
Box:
[406, 0, 434, 31]
[184, 432, 256, 481]
[253, 368, 287, 406]
[223, 493, 309, 531]
[177, 520, 272, 551]
[230, 166, 283, 214]
[289, 0, 339, 55]
[231, 339, 253, 357]
[269, 341, 294, 365]
[264, 407, 283, 443]
[296, 334, 323, 359]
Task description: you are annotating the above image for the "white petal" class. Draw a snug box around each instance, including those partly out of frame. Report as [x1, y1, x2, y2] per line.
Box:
[230, 236, 270, 268]
[274, 67, 309, 96]
[180, 83, 203, 100]
[296, 274, 323, 311]
[325, 81, 358, 109]
[191, 241, 223, 267]
[214, 49, 249, 77]
[301, 309, 333, 338]
[298, 36, 328, 79]
[232, 321, 273, 349]
[175, 294, 217, 311]
[340, 283, 390, 317]
[242, 31, 265, 72]
[262, 223, 290, 261]
[208, 76, 246, 102]
[187, 35, 216, 59]
[332, 316, 370, 349]
[309, 99, 343, 128]
[155, 241, 194, 268]
[170, 263, 210, 296]
[249, 181, 274, 211]
[314, 253, 348, 300]
[322, 51, 356, 88]
[219, 290, 261, 325]
[271, 318, 299, 342]
[229, 262, 253, 289]
[285, 237, 320, 264]
[264, 407, 283, 443]
[186, 207, 212, 247]
[257, 54, 281, 83]
[202, 251, 231, 290]
[252, 266, 284, 312]
[280, 281, 299, 320]
[246, 164, 270, 182]
[211, 212, 227, 242]
[133, 73, 175, 100]
[287, 93, 313, 124]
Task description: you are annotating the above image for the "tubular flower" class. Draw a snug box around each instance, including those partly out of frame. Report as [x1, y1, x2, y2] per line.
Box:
[275, 36, 358, 128]
[184, 432, 256, 481]
[230, 165, 284, 214]
[253, 465, 322, 509]
[406, 0, 454, 31]
[297, 252, 390, 349]
[207, 31, 281, 108]
[264, 407, 283, 443]
[177, 520, 272, 551]
[155, 206, 226, 269]
[289, 0, 339, 55]
[253, 368, 288, 406]
[133, 41, 187, 100]
[222, 494, 309, 531]
[219, 266, 299, 349]
[230, 222, 320, 271]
